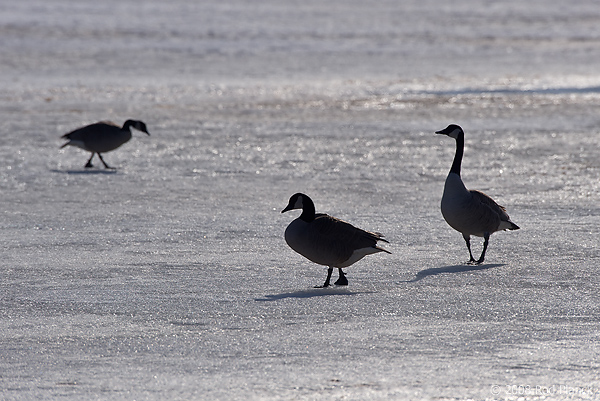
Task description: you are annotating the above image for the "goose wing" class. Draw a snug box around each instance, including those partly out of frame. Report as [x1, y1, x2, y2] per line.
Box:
[471, 190, 520, 231]
[308, 214, 389, 265]
[470, 190, 511, 222]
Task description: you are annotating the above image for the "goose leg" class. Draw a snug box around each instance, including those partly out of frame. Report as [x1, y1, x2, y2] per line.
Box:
[85, 153, 95, 168]
[97, 153, 113, 169]
[334, 268, 348, 286]
[463, 234, 477, 264]
[315, 267, 334, 288]
[476, 233, 490, 265]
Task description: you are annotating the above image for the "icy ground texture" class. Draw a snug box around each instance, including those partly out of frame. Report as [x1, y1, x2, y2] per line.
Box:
[2, 0, 600, 400]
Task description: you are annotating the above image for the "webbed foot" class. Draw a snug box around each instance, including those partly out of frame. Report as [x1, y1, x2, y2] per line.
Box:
[334, 268, 348, 286]
[316, 267, 334, 288]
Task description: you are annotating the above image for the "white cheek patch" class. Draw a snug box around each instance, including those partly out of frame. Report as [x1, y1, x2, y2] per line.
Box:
[450, 128, 462, 139]
[294, 196, 304, 209]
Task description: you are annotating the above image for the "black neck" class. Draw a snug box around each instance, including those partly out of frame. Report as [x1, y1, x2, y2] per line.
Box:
[450, 132, 464, 176]
[299, 197, 316, 222]
[122, 120, 134, 131]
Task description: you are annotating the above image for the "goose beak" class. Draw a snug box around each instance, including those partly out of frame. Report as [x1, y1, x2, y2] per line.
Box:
[435, 129, 444, 135]
[281, 204, 293, 213]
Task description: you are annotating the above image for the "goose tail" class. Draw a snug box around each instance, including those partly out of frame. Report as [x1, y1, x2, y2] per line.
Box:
[376, 246, 392, 255]
[371, 232, 390, 243]
[499, 220, 520, 231]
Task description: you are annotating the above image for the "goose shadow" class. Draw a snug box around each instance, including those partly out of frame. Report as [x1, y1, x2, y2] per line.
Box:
[255, 287, 372, 302]
[51, 169, 118, 175]
[401, 263, 505, 283]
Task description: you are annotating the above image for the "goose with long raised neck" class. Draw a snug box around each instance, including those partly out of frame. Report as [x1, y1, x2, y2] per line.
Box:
[60, 120, 150, 169]
[436, 124, 519, 264]
[281, 193, 391, 287]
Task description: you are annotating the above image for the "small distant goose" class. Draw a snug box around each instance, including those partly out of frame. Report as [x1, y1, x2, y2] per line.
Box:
[60, 120, 150, 169]
[436, 124, 519, 264]
[281, 193, 391, 287]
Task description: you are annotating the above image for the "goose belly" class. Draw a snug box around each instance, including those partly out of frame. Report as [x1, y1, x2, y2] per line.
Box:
[66, 140, 90, 151]
[284, 219, 343, 266]
[92, 134, 131, 153]
[441, 196, 478, 235]
[442, 174, 488, 236]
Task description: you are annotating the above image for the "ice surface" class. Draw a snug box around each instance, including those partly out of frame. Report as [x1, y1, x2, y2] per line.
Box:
[2, 0, 600, 400]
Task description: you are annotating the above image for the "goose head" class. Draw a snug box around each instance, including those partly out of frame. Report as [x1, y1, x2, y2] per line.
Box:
[435, 124, 463, 139]
[281, 193, 316, 222]
[281, 193, 309, 213]
[124, 120, 150, 135]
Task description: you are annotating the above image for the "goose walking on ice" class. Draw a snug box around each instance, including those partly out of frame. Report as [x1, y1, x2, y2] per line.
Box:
[281, 193, 391, 287]
[60, 120, 150, 169]
[436, 124, 519, 264]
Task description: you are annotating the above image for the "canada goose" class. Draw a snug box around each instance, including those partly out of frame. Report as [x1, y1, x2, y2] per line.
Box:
[281, 193, 391, 287]
[60, 120, 150, 169]
[436, 124, 519, 264]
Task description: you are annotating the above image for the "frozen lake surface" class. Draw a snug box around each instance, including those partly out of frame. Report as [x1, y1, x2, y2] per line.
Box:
[2, 1, 600, 400]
